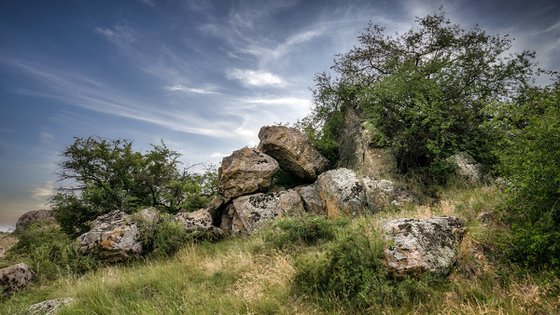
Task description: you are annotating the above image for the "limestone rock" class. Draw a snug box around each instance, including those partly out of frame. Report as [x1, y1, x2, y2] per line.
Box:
[16, 210, 56, 232]
[315, 168, 373, 217]
[26, 298, 74, 315]
[175, 209, 215, 232]
[227, 190, 304, 235]
[447, 152, 483, 184]
[294, 184, 325, 215]
[383, 216, 465, 275]
[0, 263, 34, 297]
[218, 147, 279, 200]
[77, 211, 142, 262]
[257, 125, 329, 181]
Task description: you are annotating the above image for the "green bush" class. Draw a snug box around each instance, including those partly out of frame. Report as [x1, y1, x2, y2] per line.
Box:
[6, 224, 99, 282]
[293, 229, 439, 311]
[493, 83, 560, 271]
[259, 214, 348, 250]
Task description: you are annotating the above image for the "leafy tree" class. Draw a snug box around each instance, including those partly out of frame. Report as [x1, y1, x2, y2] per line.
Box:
[303, 10, 535, 182]
[492, 81, 560, 271]
[51, 137, 217, 236]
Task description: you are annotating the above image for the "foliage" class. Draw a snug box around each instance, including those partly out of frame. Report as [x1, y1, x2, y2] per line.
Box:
[492, 82, 560, 271]
[293, 229, 439, 311]
[5, 224, 99, 282]
[259, 214, 348, 250]
[304, 10, 535, 182]
[50, 136, 218, 237]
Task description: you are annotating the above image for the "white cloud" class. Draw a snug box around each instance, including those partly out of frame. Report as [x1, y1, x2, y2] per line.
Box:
[165, 84, 221, 95]
[39, 130, 54, 144]
[95, 24, 136, 47]
[140, 0, 155, 7]
[32, 181, 54, 200]
[209, 152, 228, 158]
[226, 68, 286, 87]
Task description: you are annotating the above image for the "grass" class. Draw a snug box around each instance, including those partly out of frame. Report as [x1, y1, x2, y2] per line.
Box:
[1, 184, 559, 314]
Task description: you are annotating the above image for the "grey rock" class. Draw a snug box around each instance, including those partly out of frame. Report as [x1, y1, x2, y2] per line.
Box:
[175, 209, 213, 232]
[476, 211, 493, 223]
[383, 216, 465, 275]
[0, 263, 34, 297]
[77, 211, 142, 262]
[26, 298, 74, 315]
[16, 210, 56, 232]
[447, 152, 483, 184]
[218, 147, 279, 200]
[295, 184, 325, 215]
[228, 190, 304, 235]
[258, 125, 329, 181]
[136, 207, 159, 224]
[315, 168, 373, 217]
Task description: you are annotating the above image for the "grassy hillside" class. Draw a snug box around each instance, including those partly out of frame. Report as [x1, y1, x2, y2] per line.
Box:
[2, 184, 559, 314]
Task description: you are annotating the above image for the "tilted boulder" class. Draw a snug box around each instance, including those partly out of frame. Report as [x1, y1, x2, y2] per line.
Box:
[383, 216, 465, 275]
[223, 190, 304, 235]
[77, 210, 143, 262]
[447, 152, 483, 184]
[258, 125, 329, 181]
[15, 209, 56, 232]
[218, 147, 279, 200]
[315, 168, 373, 217]
[294, 184, 325, 215]
[0, 263, 34, 297]
[27, 297, 74, 315]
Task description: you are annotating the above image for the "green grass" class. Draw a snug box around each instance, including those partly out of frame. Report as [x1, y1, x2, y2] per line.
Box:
[1, 185, 559, 314]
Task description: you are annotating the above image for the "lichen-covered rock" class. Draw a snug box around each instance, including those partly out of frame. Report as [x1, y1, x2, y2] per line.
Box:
[0, 263, 34, 297]
[226, 190, 304, 235]
[77, 211, 142, 262]
[26, 298, 74, 315]
[218, 147, 279, 200]
[15, 209, 56, 232]
[383, 216, 465, 275]
[294, 184, 325, 215]
[447, 152, 483, 184]
[257, 125, 329, 181]
[362, 177, 416, 207]
[175, 209, 213, 232]
[315, 168, 373, 217]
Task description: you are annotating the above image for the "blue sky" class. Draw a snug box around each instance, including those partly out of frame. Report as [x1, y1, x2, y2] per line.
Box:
[1, 0, 559, 230]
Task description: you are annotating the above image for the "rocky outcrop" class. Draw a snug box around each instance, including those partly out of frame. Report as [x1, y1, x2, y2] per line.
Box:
[447, 152, 483, 184]
[15, 210, 56, 232]
[223, 190, 304, 235]
[294, 184, 325, 215]
[0, 263, 34, 297]
[315, 168, 373, 217]
[26, 298, 74, 315]
[218, 147, 279, 200]
[77, 211, 143, 262]
[257, 126, 329, 181]
[383, 216, 465, 275]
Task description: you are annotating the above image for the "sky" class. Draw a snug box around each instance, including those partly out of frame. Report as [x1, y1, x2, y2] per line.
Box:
[1, 0, 559, 231]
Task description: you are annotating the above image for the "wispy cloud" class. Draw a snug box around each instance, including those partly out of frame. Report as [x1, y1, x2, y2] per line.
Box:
[32, 181, 54, 200]
[165, 84, 222, 95]
[226, 68, 286, 87]
[95, 23, 136, 47]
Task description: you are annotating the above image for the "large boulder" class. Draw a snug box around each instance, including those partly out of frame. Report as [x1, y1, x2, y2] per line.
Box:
[77, 211, 143, 262]
[218, 147, 279, 200]
[27, 297, 74, 315]
[315, 168, 373, 217]
[15, 209, 56, 232]
[383, 216, 465, 275]
[294, 184, 325, 215]
[447, 152, 483, 184]
[223, 190, 304, 235]
[0, 263, 34, 297]
[257, 126, 329, 181]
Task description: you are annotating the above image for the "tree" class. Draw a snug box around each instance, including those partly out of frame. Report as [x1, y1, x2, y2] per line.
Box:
[303, 10, 535, 182]
[492, 81, 560, 270]
[51, 137, 217, 236]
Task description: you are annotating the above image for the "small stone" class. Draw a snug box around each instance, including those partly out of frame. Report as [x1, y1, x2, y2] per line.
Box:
[26, 297, 74, 315]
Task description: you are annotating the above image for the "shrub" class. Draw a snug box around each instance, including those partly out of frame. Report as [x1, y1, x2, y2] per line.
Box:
[6, 224, 99, 282]
[259, 214, 348, 250]
[293, 229, 440, 311]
